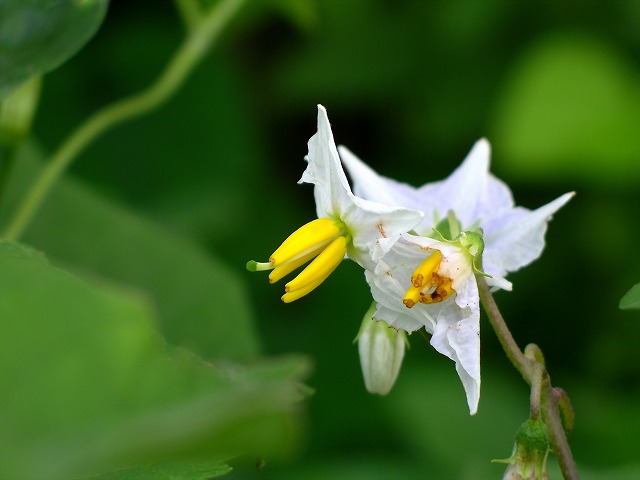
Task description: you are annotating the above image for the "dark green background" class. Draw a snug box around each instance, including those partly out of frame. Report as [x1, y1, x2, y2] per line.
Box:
[11, 0, 640, 478]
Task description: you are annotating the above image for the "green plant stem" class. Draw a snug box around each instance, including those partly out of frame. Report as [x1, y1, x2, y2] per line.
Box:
[541, 379, 580, 479]
[1, 0, 245, 241]
[528, 359, 543, 420]
[524, 344, 545, 420]
[476, 275, 580, 480]
[476, 275, 530, 379]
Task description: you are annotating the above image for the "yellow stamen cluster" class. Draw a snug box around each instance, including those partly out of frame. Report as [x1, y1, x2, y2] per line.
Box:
[248, 218, 350, 303]
[403, 250, 455, 308]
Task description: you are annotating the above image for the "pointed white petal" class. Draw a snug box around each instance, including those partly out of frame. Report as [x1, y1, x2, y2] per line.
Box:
[483, 192, 574, 277]
[429, 300, 481, 415]
[339, 145, 422, 210]
[300, 105, 353, 219]
[415, 139, 513, 227]
[301, 106, 423, 264]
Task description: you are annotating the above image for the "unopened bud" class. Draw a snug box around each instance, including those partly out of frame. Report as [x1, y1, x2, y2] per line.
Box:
[495, 418, 551, 480]
[356, 304, 407, 395]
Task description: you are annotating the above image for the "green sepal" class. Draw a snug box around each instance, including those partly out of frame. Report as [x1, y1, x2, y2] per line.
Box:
[431, 226, 490, 279]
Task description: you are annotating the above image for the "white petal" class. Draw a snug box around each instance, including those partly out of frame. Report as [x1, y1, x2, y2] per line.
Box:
[482, 192, 574, 277]
[429, 299, 481, 415]
[339, 146, 422, 210]
[300, 105, 353, 219]
[388, 235, 481, 414]
[345, 198, 423, 262]
[341, 139, 515, 234]
[301, 106, 423, 264]
[364, 260, 430, 332]
[418, 139, 515, 228]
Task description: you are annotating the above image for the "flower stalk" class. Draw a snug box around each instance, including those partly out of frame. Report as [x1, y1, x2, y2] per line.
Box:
[476, 275, 580, 480]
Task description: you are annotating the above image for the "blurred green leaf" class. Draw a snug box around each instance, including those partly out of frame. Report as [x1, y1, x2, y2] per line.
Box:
[619, 282, 640, 310]
[492, 33, 640, 188]
[0, 142, 260, 360]
[0, 0, 109, 99]
[0, 241, 309, 480]
[84, 459, 232, 480]
[268, 0, 317, 31]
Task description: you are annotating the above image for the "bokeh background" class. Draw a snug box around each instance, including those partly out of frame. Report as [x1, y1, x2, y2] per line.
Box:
[8, 0, 640, 478]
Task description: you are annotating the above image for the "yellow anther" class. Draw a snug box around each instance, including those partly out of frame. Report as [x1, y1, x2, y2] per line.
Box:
[403, 285, 422, 308]
[403, 250, 455, 308]
[269, 247, 322, 284]
[269, 218, 341, 267]
[281, 274, 326, 303]
[409, 250, 442, 288]
[248, 217, 350, 302]
[420, 277, 455, 304]
[284, 236, 347, 294]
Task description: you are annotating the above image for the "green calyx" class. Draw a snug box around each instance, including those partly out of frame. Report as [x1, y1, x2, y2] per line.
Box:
[515, 418, 550, 454]
[431, 211, 487, 277]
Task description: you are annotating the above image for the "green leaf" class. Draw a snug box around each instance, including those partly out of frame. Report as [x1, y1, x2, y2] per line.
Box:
[620, 282, 640, 310]
[1, 142, 260, 360]
[491, 33, 640, 188]
[83, 459, 232, 480]
[0, 241, 309, 480]
[0, 0, 109, 99]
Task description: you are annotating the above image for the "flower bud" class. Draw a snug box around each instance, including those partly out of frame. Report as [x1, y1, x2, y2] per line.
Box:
[356, 304, 407, 395]
[495, 418, 551, 480]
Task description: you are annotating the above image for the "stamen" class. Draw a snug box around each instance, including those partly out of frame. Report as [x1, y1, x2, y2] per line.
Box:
[409, 251, 442, 288]
[268, 246, 323, 283]
[247, 217, 350, 302]
[270, 218, 341, 266]
[403, 250, 455, 308]
[420, 278, 454, 304]
[403, 285, 422, 308]
[281, 272, 328, 303]
[284, 236, 348, 294]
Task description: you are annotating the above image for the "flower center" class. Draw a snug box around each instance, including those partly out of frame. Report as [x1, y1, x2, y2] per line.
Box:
[402, 250, 455, 308]
[247, 217, 350, 303]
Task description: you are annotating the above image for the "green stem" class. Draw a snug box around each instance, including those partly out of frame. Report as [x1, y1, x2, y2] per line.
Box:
[525, 344, 544, 420]
[476, 275, 580, 480]
[541, 379, 580, 479]
[476, 275, 530, 379]
[1, 0, 245, 241]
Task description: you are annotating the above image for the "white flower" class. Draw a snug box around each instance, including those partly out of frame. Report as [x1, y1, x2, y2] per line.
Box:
[247, 105, 423, 302]
[339, 140, 573, 414]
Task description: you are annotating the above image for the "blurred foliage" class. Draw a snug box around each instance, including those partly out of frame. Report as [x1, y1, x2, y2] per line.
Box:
[1, 0, 639, 479]
[0, 241, 309, 480]
[620, 282, 640, 310]
[0, 0, 109, 99]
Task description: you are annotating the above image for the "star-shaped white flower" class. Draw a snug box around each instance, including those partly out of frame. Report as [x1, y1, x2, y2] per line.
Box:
[248, 105, 423, 302]
[339, 140, 573, 414]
